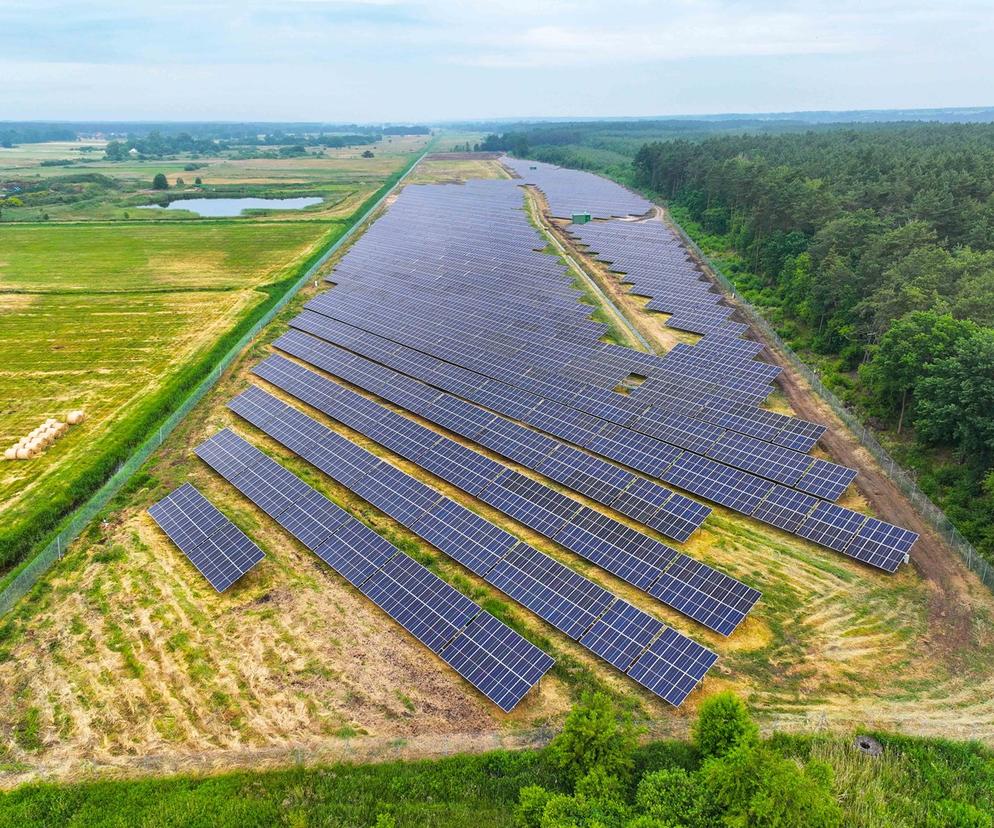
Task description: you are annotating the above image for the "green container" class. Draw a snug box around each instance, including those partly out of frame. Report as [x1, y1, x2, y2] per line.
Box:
[572, 212, 592, 224]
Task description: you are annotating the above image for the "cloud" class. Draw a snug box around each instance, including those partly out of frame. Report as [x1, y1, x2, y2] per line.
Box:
[0, 0, 992, 119]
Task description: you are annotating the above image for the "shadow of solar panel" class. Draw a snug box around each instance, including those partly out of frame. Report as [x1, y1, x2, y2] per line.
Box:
[359, 552, 480, 654]
[441, 611, 554, 713]
[479, 471, 582, 536]
[579, 600, 664, 671]
[662, 453, 773, 514]
[751, 485, 818, 534]
[536, 446, 636, 504]
[796, 502, 867, 552]
[485, 545, 615, 640]
[553, 507, 678, 591]
[583, 424, 683, 478]
[646, 494, 711, 543]
[649, 554, 761, 636]
[626, 627, 719, 707]
[417, 440, 508, 497]
[475, 418, 559, 468]
[412, 499, 518, 577]
[794, 458, 858, 501]
[148, 483, 264, 593]
[844, 518, 918, 573]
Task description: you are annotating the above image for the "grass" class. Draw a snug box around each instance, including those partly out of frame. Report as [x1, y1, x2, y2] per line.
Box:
[0, 144, 426, 574]
[0, 730, 990, 826]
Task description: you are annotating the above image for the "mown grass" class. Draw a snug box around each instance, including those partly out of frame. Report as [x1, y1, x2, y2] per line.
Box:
[0, 730, 990, 827]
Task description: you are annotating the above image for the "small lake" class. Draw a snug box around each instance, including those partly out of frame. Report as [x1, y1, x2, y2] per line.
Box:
[139, 196, 322, 217]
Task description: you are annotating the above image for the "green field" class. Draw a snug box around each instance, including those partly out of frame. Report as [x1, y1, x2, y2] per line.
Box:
[0, 139, 426, 572]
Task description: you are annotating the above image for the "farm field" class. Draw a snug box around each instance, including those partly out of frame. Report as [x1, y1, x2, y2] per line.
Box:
[0, 135, 428, 222]
[0, 141, 426, 576]
[1, 157, 993, 789]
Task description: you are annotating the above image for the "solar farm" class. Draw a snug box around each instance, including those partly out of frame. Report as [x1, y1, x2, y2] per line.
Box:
[157, 156, 916, 708]
[3, 152, 994, 780]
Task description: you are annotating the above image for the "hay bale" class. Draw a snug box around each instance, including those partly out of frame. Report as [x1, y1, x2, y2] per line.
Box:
[15, 447, 33, 460]
[67, 410, 86, 425]
[3, 448, 16, 461]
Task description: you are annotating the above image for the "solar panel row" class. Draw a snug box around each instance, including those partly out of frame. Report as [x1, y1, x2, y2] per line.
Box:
[273, 323, 913, 572]
[194, 428, 552, 712]
[250, 357, 760, 636]
[224, 386, 719, 705]
[148, 483, 265, 592]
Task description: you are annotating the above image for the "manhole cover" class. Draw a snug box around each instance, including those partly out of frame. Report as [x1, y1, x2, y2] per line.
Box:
[854, 735, 883, 756]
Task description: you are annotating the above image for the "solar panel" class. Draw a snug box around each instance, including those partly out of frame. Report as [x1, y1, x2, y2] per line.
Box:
[485, 544, 615, 640]
[626, 627, 719, 707]
[794, 458, 858, 501]
[412, 498, 519, 577]
[553, 507, 678, 591]
[359, 552, 480, 653]
[796, 501, 867, 552]
[751, 485, 818, 534]
[580, 600, 664, 671]
[195, 429, 552, 710]
[649, 554, 761, 636]
[442, 611, 555, 712]
[148, 483, 264, 592]
[843, 517, 918, 573]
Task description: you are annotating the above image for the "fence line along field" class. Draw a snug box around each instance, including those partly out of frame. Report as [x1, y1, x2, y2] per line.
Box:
[0, 136, 427, 576]
[2, 157, 994, 788]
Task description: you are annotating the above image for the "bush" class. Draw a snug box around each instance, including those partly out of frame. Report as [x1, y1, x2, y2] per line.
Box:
[635, 767, 697, 825]
[152, 173, 168, 190]
[692, 690, 758, 759]
[546, 692, 639, 785]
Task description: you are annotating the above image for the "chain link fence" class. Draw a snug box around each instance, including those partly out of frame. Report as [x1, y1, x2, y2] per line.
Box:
[669, 221, 994, 592]
[0, 150, 427, 618]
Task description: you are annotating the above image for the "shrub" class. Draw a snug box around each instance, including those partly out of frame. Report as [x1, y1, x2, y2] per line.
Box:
[692, 691, 759, 759]
[546, 692, 639, 785]
[152, 173, 168, 190]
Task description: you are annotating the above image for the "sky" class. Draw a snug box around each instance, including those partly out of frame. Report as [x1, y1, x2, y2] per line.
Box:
[1, 0, 992, 122]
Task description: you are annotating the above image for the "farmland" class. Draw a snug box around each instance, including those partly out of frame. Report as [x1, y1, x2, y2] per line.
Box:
[1, 155, 993, 793]
[0, 136, 428, 574]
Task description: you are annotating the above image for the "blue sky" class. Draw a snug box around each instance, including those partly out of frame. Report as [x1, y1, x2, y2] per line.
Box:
[2, 0, 991, 121]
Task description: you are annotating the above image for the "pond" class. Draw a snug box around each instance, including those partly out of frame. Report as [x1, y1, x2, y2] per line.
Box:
[138, 196, 323, 217]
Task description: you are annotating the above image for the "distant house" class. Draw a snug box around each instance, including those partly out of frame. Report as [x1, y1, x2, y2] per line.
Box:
[128, 147, 139, 158]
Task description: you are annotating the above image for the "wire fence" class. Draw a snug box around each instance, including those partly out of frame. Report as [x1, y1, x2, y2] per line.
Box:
[0, 150, 427, 618]
[669, 221, 994, 592]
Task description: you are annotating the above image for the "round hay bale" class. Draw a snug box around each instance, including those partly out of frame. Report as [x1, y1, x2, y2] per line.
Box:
[15, 447, 33, 460]
[3, 448, 16, 461]
[67, 410, 86, 425]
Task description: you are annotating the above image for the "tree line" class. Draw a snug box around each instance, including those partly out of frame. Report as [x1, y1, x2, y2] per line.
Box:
[631, 124, 994, 557]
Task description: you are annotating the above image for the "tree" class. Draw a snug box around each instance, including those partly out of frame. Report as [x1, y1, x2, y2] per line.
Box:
[915, 328, 994, 465]
[546, 692, 639, 785]
[635, 767, 699, 825]
[362, 149, 375, 158]
[860, 311, 977, 432]
[152, 173, 169, 190]
[692, 691, 758, 759]
[194, 177, 202, 185]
